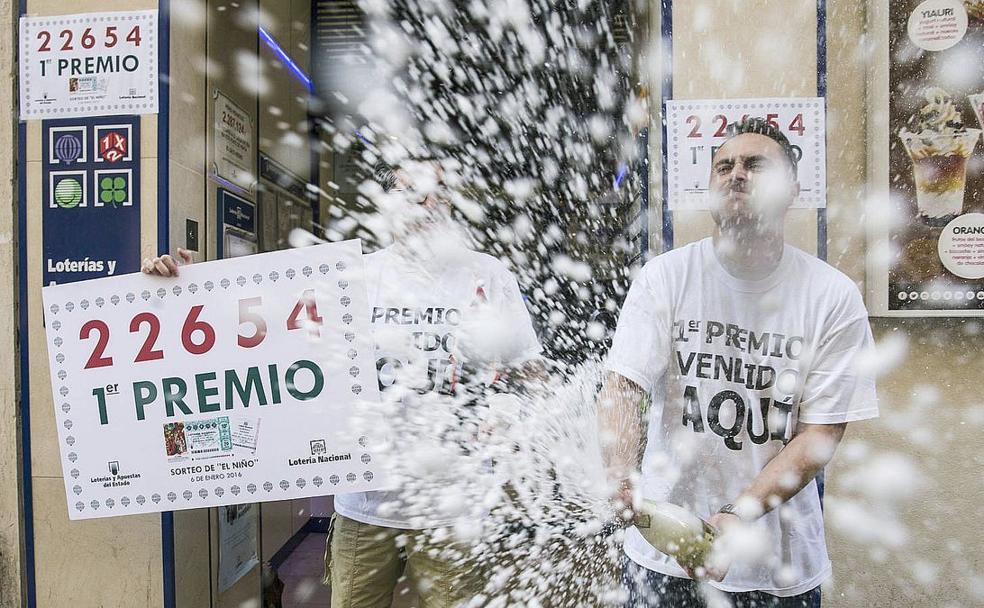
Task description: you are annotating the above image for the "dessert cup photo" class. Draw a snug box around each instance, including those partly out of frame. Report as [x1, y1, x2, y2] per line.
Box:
[900, 130, 981, 223]
[899, 88, 982, 225]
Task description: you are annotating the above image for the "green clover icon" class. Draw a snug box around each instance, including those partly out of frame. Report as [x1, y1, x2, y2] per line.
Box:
[100, 176, 128, 207]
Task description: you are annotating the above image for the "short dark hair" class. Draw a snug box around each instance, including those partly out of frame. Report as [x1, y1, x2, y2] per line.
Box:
[373, 157, 447, 193]
[718, 117, 799, 175]
[373, 159, 398, 192]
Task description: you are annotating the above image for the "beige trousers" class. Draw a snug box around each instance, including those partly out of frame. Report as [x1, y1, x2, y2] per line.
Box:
[324, 514, 483, 608]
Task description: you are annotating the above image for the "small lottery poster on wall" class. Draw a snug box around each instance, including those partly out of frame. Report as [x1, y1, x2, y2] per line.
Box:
[887, 0, 984, 312]
[664, 97, 826, 210]
[20, 10, 158, 119]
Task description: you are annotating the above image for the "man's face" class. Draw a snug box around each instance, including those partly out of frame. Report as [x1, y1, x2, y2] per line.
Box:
[708, 133, 800, 229]
[387, 161, 451, 235]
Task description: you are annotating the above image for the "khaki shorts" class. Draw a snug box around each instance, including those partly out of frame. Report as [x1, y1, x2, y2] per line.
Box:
[324, 514, 483, 608]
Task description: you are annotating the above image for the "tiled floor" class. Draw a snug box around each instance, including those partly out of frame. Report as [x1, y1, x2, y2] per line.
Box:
[276, 532, 417, 608]
[278, 533, 332, 608]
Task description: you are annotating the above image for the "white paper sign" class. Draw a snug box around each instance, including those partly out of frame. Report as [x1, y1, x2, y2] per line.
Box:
[665, 97, 826, 210]
[214, 89, 256, 191]
[42, 241, 385, 520]
[218, 503, 259, 592]
[19, 10, 159, 119]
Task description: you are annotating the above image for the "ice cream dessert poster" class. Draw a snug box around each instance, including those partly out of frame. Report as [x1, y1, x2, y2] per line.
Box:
[888, 0, 984, 312]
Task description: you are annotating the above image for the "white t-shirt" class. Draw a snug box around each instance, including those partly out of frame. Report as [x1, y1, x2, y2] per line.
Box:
[606, 237, 878, 596]
[334, 243, 542, 529]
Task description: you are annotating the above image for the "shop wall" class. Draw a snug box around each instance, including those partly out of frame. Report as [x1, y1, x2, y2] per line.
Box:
[1, 0, 23, 605]
[169, 0, 213, 604]
[823, 0, 867, 287]
[825, 1, 983, 606]
[668, 0, 819, 255]
[826, 320, 984, 606]
[11, 0, 319, 605]
[174, 0, 316, 605]
[20, 1, 165, 606]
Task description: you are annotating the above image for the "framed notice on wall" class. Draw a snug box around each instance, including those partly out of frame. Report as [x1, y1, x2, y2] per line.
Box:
[41, 240, 386, 519]
[218, 504, 259, 592]
[19, 10, 159, 119]
[214, 89, 256, 192]
[868, 0, 984, 315]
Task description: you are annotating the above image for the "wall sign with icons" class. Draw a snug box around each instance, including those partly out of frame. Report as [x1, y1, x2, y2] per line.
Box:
[42, 115, 141, 285]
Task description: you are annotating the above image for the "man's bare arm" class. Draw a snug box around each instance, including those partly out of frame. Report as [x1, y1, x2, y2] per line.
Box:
[714, 421, 846, 525]
[738, 422, 844, 515]
[597, 372, 647, 508]
[505, 358, 549, 389]
[697, 421, 846, 582]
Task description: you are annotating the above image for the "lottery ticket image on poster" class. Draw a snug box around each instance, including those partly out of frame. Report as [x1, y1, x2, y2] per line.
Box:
[164, 417, 232, 462]
[165, 416, 260, 463]
[889, 0, 984, 311]
[164, 422, 189, 460]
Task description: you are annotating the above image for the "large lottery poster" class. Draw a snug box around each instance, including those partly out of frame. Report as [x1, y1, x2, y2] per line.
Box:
[42, 241, 386, 519]
[888, 0, 984, 312]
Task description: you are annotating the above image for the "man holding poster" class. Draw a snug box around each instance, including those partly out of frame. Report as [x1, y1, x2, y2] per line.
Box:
[145, 158, 543, 608]
[599, 118, 879, 607]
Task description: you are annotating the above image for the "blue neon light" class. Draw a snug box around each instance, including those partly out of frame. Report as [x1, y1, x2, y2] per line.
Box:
[258, 26, 312, 90]
[614, 164, 628, 189]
